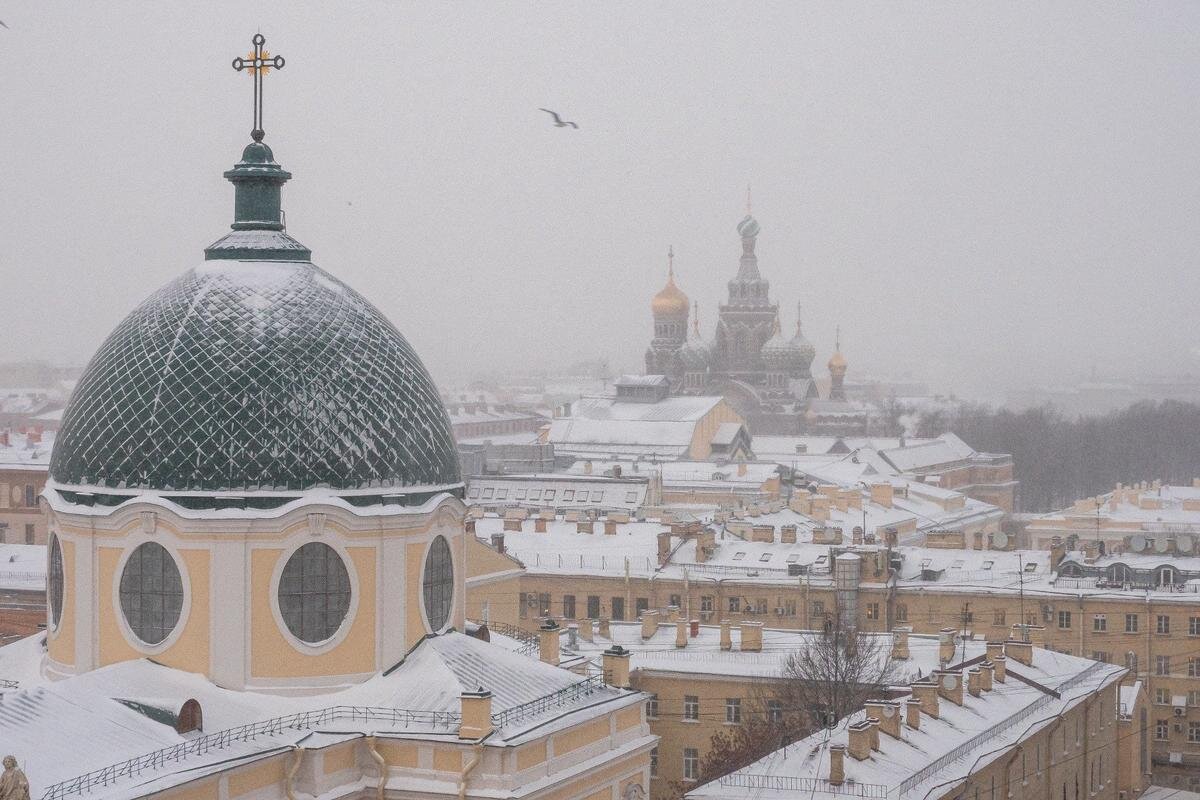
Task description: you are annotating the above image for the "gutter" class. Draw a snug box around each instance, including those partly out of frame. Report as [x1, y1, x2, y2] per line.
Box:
[285, 747, 304, 800]
[458, 743, 484, 800]
[365, 735, 386, 800]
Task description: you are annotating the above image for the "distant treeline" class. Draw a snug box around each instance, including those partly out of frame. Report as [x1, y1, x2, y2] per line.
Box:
[915, 400, 1200, 513]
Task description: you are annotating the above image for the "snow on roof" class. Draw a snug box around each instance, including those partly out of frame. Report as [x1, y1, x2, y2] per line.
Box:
[547, 396, 725, 455]
[0, 543, 46, 591]
[688, 647, 1125, 800]
[474, 514, 679, 577]
[0, 429, 54, 470]
[1140, 787, 1200, 800]
[0, 631, 640, 800]
[466, 474, 647, 512]
[1030, 483, 1200, 534]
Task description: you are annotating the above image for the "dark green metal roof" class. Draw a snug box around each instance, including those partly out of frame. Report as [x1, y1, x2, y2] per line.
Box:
[50, 141, 461, 494]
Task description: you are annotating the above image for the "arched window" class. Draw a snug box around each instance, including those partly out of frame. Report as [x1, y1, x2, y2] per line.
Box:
[119, 542, 184, 645]
[423, 536, 454, 632]
[278, 542, 351, 644]
[176, 699, 203, 734]
[1157, 566, 1176, 587]
[1107, 564, 1129, 584]
[48, 535, 64, 628]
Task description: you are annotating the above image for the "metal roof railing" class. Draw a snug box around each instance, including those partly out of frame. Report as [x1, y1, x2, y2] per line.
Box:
[717, 773, 886, 797]
[491, 675, 607, 729]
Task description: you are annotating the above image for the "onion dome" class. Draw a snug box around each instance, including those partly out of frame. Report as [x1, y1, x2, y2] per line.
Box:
[828, 326, 848, 373]
[761, 318, 792, 367]
[678, 303, 712, 370]
[736, 214, 761, 240]
[49, 140, 461, 495]
[651, 246, 689, 317]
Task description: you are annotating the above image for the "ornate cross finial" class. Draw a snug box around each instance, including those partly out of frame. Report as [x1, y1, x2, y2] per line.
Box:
[667, 245, 674, 277]
[796, 301, 804, 335]
[232, 34, 285, 142]
[746, 184, 752, 214]
[835, 324, 841, 351]
[693, 301, 700, 336]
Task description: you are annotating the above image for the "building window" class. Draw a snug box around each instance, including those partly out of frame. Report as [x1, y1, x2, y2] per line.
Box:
[866, 603, 879, 620]
[1156, 655, 1170, 676]
[1190, 616, 1200, 636]
[1092, 615, 1106, 632]
[635, 597, 649, 617]
[684, 695, 699, 720]
[1058, 611, 1071, 629]
[48, 535, 64, 628]
[24, 524, 34, 545]
[895, 603, 908, 622]
[1189, 690, 1200, 707]
[1190, 722, 1200, 744]
[1158, 566, 1176, 587]
[811, 601, 824, 616]
[23, 485, 34, 507]
[700, 595, 713, 613]
[1157, 615, 1171, 635]
[646, 694, 659, 718]
[422, 536, 455, 632]
[725, 698, 742, 724]
[1189, 657, 1200, 678]
[669, 594, 682, 608]
[728, 596, 741, 613]
[280, 542, 352, 644]
[994, 609, 1006, 627]
[1155, 688, 1169, 705]
[587, 595, 600, 619]
[683, 748, 699, 781]
[767, 699, 783, 723]
[1126, 614, 1138, 633]
[1091, 651, 1109, 663]
[754, 598, 768, 615]
[1155, 719, 1168, 740]
[537, 593, 551, 616]
[650, 747, 658, 777]
[611, 597, 625, 621]
[119, 542, 184, 646]
[562, 595, 576, 619]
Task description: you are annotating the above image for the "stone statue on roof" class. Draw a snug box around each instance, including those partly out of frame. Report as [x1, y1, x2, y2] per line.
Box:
[0, 756, 29, 800]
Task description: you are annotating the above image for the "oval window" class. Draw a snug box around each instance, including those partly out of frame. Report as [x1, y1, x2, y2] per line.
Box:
[422, 536, 454, 632]
[48, 535, 64, 628]
[119, 542, 184, 645]
[278, 542, 352, 644]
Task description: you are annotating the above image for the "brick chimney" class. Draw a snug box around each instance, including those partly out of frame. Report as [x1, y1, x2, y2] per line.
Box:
[534, 517, 547, 533]
[504, 517, 522, 532]
[577, 519, 595, 534]
[828, 744, 846, 785]
[578, 618, 594, 642]
[911, 682, 940, 719]
[598, 618, 611, 639]
[867, 717, 880, 751]
[905, 698, 921, 730]
[604, 519, 618, 535]
[640, 609, 659, 639]
[720, 620, 732, 651]
[1005, 638, 1032, 666]
[780, 524, 797, 544]
[871, 482, 894, 509]
[675, 619, 688, 648]
[967, 667, 981, 698]
[938, 628, 957, 664]
[459, 689, 493, 739]
[538, 619, 560, 665]
[992, 654, 1007, 683]
[934, 670, 964, 706]
[602, 645, 631, 688]
[465, 519, 477, 536]
[657, 531, 672, 565]
[985, 641, 1004, 661]
[847, 721, 873, 760]
[739, 621, 763, 652]
[865, 700, 901, 739]
[690, 619, 699, 637]
[891, 627, 911, 660]
[752, 525, 773, 543]
[979, 661, 993, 691]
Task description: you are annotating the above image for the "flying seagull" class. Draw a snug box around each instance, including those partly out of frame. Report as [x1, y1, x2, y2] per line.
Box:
[539, 108, 578, 129]
[0, 21, 8, 29]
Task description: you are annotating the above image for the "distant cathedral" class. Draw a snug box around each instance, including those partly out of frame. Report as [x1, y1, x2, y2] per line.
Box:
[644, 203, 864, 435]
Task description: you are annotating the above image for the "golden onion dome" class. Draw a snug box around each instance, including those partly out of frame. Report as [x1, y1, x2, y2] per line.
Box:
[828, 348, 847, 371]
[652, 247, 689, 317]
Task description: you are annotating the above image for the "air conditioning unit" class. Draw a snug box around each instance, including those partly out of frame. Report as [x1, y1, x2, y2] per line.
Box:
[774, 607, 786, 616]
[1168, 752, 1182, 764]
[1175, 706, 1186, 717]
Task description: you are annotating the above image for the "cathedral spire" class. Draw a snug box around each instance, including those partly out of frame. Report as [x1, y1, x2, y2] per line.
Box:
[828, 325, 848, 401]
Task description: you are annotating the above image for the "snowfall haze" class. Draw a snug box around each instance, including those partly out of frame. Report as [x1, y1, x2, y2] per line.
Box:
[1, 2, 1198, 397]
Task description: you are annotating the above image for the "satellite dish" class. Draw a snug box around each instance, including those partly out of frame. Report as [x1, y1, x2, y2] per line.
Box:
[1130, 534, 1147, 553]
[1177, 535, 1194, 554]
[1155, 537, 1169, 553]
[992, 531, 1009, 550]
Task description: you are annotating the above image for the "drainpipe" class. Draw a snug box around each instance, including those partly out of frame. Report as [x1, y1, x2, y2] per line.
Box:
[366, 736, 386, 800]
[459, 743, 484, 800]
[285, 747, 304, 800]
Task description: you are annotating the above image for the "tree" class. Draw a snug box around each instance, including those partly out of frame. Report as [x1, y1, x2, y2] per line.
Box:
[679, 627, 901, 797]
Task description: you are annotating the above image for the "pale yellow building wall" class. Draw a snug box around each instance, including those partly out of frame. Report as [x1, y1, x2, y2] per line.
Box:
[46, 537, 75, 667]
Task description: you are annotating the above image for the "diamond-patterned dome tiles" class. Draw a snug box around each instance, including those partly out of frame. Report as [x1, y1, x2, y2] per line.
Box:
[51, 260, 461, 493]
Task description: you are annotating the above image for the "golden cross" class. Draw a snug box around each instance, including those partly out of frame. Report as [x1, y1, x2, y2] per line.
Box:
[231, 34, 285, 142]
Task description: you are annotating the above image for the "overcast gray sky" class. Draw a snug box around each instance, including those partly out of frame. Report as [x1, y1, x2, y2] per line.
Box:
[2, 3, 1198, 397]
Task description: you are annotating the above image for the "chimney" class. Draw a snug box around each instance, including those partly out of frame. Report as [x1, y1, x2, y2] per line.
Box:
[465, 519, 477, 536]
[567, 623, 578, 649]
[538, 619, 560, 665]
[828, 744, 846, 785]
[780, 524, 797, 544]
[911, 682, 940, 719]
[598, 618, 611, 639]
[459, 689, 493, 739]
[578, 618, 594, 642]
[577, 519, 595, 534]
[666, 605, 680, 623]
[675, 619, 687, 648]
[847, 721, 873, 760]
[865, 700, 901, 739]
[752, 524, 774, 543]
[583, 460, 593, 475]
[979, 661, 993, 691]
[890, 627, 911, 660]
[504, 517, 522, 532]
[602, 645, 631, 688]
[905, 698, 921, 730]
[985, 641, 1003, 662]
[938, 628, 956, 664]
[739, 621, 763, 652]
[720, 620, 732, 651]
[657, 531, 672, 565]
[690, 619, 700, 637]
[871, 483, 894, 509]
[811, 496, 831, 521]
[992, 654, 1007, 683]
[490, 533, 505, 554]
[967, 668, 981, 698]
[604, 519, 618, 535]
[934, 670, 964, 706]
[534, 517, 547, 533]
[835, 492, 849, 513]
[640, 609, 660, 640]
[1005, 638, 1033, 666]
[852, 526, 864, 545]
